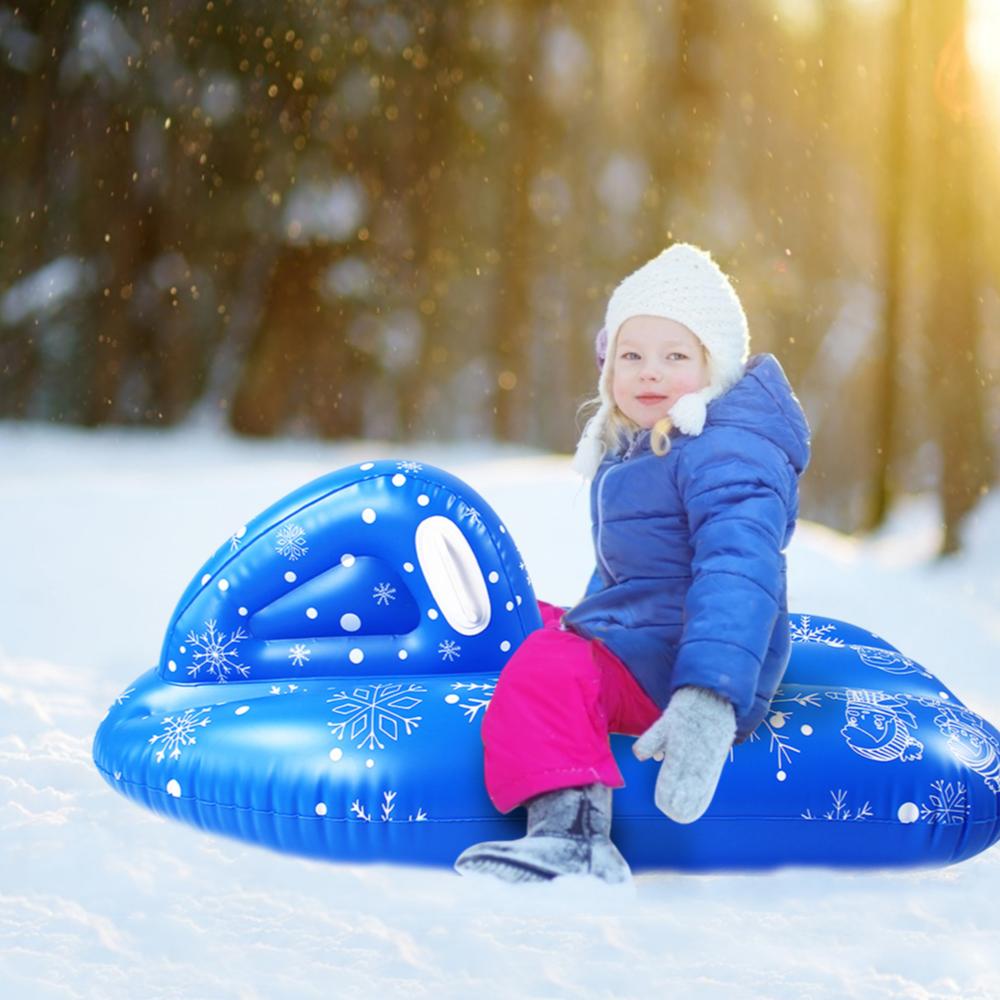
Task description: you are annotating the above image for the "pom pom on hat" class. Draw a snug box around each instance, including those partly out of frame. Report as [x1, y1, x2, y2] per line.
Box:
[572, 243, 750, 480]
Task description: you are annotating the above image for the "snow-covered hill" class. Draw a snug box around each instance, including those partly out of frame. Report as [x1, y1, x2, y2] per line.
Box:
[2, 422, 998, 1000]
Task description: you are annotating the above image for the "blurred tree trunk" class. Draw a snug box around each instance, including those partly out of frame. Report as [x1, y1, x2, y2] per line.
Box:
[640, 0, 718, 240]
[862, 0, 911, 531]
[670, 0, 718, 197]
[922, 2, 994, 554]
[490, 1, 545, 444]
[202, 243, 277, 422]
[77, 95, 145, 426]
[392, 7, 454, 441]
[0, 0, 75, 418]
[230, 245, 368, 437]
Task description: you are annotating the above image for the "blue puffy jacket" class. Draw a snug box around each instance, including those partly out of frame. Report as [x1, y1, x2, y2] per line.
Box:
[561, 353, 811, 743]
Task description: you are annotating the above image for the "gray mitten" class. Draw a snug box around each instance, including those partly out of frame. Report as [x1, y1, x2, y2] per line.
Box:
[632, 685, 736, 824]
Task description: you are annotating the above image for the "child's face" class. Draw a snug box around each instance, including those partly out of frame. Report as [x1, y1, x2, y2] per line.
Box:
[611, 316, 710, 429]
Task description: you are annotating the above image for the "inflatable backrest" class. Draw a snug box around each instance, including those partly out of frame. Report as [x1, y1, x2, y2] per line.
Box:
[157, 460, 542, 684]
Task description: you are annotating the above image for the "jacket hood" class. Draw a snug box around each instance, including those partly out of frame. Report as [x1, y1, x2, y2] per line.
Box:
[707, 353, 811, 475]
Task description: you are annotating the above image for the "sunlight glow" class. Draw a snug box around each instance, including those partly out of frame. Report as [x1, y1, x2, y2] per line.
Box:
[967, 0, 1000, 124]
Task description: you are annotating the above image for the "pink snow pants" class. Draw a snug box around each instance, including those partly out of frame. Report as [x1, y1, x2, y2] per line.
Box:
[482, 599, 662, 814]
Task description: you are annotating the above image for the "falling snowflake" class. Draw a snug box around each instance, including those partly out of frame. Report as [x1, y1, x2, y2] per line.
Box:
[275, 522, 308, 561]
[269, 683, 301, 695]
[288, 644, 311, 667]
[446, 680, 496, 723]
[373, 582, 397, 605]
[438, 639, 461, 662]
[327, 682, 425, 752]
[920, 780, 969, 824]
[148, 707, 212, 763]
[115, 687, 135, 706]
[396, 460, 423, 474]
[789, 615, 845, 647]
[185, 620, 250, 682]
[801, 789, 874, 821]
[350, 790, 428, 823]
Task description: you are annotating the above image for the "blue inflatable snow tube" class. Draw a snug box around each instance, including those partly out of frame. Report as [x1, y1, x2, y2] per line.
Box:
[93, 459, 1000, 871]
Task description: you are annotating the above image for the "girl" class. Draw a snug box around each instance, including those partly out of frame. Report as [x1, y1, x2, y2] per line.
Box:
[455, 243, 811, 884]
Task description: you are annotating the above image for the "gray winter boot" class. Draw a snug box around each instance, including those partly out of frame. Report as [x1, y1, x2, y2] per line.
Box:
[453, 783, 631, 884]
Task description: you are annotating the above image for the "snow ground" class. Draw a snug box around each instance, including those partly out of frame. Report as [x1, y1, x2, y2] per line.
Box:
[1, 421, 998, 1000]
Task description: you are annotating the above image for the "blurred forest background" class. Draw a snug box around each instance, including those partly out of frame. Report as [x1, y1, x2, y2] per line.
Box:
[2, 0, 999, 553]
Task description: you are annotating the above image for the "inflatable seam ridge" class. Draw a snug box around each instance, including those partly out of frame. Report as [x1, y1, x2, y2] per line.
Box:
[145, 666, 505, 692]
[95, 762, 998, 829]
[94, 760, 508, 824]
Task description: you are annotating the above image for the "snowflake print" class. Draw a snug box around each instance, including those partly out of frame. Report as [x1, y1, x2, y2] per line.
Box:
[438, 639, 461, 662]
[148, 707, 212, 763]
[789, 615, 845, 647]
[396, 460, 423, 474]
[801, 789, 874, 821]
[920, 780, 969, 824]
[269, 684, 301, 695]
[458, 503, 482, 528]
[739, 690, 819, 772]
[758, 720, 801, 772]
[349, 790, 428, 823]
[327, 682, 425, 752]
[373, 582, 396, 606]
[446, 680, 497, 723]
[185, 620, 250, 682]
[115, 687, 135, 706]
[288, 644, 311, 667]
[275, 522, 308, 561]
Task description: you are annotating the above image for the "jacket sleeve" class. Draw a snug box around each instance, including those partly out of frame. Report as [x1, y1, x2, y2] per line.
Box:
[669, 428, 792, 717]
[582, 564, 605, 600]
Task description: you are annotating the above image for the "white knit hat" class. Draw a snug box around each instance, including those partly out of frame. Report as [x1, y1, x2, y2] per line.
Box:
[571, 243, 750, 479]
